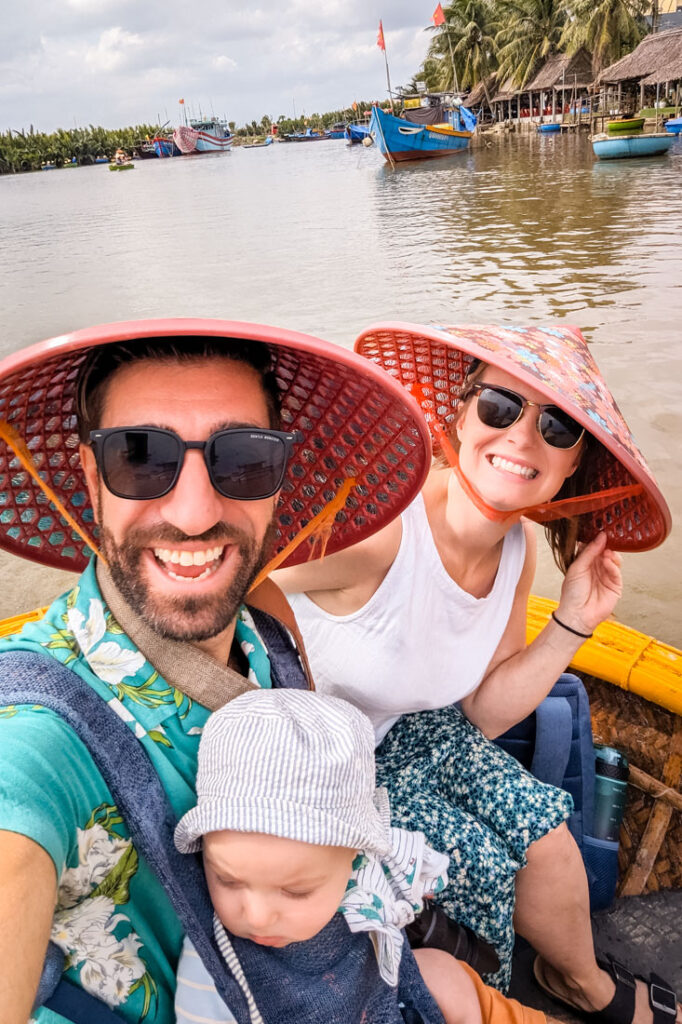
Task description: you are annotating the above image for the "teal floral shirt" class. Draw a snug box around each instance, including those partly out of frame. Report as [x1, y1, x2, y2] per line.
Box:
[0, 559, 272, 1024]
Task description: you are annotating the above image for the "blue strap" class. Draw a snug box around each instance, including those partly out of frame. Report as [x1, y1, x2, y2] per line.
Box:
[44, 978, 125, 1023]
[530, 695, 573, 789]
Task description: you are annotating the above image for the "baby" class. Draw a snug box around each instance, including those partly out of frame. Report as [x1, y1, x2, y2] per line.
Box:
[174, 689, 547, 1024]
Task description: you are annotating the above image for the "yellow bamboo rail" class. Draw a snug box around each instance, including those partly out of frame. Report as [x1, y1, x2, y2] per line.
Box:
[527, 594, 682, 717]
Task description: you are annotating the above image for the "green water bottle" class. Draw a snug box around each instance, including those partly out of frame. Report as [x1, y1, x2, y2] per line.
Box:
[593, 745, 629, 842]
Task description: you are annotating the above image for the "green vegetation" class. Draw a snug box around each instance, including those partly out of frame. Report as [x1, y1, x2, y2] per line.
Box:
[418, 0, 649, 91]
[0, 124, 161, 175]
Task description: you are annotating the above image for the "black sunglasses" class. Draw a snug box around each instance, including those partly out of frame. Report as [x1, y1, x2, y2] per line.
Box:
[89, 426, 300, 501]
[466, 383, 585, 451]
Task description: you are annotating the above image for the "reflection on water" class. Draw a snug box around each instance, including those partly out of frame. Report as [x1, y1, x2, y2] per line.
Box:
[0, 133, 680, 640]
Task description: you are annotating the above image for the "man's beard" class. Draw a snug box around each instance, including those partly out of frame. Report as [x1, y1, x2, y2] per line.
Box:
[100, 519, 277, 643]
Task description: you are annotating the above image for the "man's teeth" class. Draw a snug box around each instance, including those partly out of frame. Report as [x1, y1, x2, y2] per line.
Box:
[490, 456, 538, 479]
[153, 545, 224, 566]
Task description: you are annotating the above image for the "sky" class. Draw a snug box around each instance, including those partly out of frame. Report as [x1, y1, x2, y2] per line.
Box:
[2, 1, 436, 134]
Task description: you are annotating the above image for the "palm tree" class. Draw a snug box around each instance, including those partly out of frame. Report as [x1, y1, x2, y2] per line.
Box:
[495, 0, 566, 88]
[560, 0, 647, 73]
[420, 0, 498, 93]
[451, 0, 498, 95]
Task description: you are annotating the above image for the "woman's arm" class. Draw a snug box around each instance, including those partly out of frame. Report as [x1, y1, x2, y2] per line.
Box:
[460, 528, 622, 739]
[272, 516, 403, 615]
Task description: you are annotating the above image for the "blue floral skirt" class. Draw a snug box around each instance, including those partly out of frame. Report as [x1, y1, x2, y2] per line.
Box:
[375, 704, 573, 992]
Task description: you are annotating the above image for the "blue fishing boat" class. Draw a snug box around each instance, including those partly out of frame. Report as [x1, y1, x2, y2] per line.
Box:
[664, 117, 682, 135]
[345, 123, 371, 144]
[152, 136, 182, 158]
[537, 123, 561, 134]
[369, 104, 475, 163]
[327, 122, 347, 139]
[591, 132, 674, 160]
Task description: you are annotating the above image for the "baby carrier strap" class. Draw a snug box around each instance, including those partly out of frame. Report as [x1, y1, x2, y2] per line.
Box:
[247, 606, 309, 691]
[0, 648, 255, 1024]
[247, 578, 314, 688]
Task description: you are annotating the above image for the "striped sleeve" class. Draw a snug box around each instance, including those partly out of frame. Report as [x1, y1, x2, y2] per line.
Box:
[175, 937, 238, 1024]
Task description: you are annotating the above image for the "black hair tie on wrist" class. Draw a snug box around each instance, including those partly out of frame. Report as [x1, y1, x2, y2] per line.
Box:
[551, 611, 593, 639]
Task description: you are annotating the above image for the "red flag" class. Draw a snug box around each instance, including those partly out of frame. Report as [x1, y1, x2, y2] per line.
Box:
[178, 98, 185, 104]
[432, 3, 446, 25]
[377, 20, 386, 50]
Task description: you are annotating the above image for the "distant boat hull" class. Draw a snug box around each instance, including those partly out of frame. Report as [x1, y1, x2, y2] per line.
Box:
[665, 117, 682, 135]
[109, 163, 134, 171]
[153, 137, 181, 158]
[607, 117, 645, 134]
[283, 132, 330, 142]
[370, 106, 472, 163]
[592, 132, 674, 160]
[537, 123, 561, 133]
[173, 123, 233, 154]
[345, 123, 370, 144]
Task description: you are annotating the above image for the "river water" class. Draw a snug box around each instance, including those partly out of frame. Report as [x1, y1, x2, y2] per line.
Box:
[0, 131, 680, 642]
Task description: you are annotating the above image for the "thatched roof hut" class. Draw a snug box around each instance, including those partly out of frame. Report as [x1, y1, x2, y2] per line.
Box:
[598, 27, 682, 84]
[491, 76, 518, 103]
[525, 48, 595, 91]
[466, 74, 498, 108]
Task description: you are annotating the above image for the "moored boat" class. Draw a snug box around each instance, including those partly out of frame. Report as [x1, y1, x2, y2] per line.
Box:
[109, 163, 134, 171]
[242, 137, 274, 149]
[327, 122, 347, 139]
[592, 132, 674, 160]
[345, 122, 371, 144]
[152, 136, 182, 158]
[282, 128, 330, 142]
[173, 119, 233, 154]
[369, 103, 475, 164]
[537, 123, 561, 133]
[135, 142, 158, 159]
[664, 116, 682, 135]
[607, 117, 645, 133]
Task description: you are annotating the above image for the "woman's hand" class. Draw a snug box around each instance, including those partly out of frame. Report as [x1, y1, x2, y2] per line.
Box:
[556, 532, 622, 635]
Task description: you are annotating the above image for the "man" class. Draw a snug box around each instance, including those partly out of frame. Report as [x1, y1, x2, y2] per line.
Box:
[0, 318, 430, 1023]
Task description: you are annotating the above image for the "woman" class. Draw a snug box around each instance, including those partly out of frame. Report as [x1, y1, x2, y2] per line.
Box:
[274, 323, 675, 1024]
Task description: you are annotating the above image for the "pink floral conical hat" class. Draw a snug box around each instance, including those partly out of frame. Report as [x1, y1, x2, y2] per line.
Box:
[0, 318, 431, 572]
[354, 322, 670, 552]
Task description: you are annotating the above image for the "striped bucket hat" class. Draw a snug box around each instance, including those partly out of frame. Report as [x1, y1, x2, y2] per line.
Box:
[0, 318, 431, 571]
[175, 689, 390, 857]
[354, 322, 670, 551]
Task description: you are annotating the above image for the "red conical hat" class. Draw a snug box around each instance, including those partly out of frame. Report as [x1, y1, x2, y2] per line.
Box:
[0, 318, 431, 571]
[354, 322, 670, 551]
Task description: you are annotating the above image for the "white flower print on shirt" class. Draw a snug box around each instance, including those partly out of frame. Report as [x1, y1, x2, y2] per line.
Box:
[67, 599, 146, 685]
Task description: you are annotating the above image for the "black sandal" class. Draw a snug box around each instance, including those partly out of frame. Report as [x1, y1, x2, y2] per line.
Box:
[534, 953, 678, 1024]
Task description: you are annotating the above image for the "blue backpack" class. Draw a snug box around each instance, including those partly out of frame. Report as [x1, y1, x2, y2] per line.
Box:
[495, 673, 619, 912]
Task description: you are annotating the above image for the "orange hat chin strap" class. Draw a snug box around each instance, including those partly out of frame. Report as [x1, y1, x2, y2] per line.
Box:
[249, 477, 357, 592]
[0, 420, 107, 565]
[432, 416, 644, 526]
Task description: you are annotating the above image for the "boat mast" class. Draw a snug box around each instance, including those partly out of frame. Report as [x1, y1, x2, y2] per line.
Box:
[377, 21, 393, 105]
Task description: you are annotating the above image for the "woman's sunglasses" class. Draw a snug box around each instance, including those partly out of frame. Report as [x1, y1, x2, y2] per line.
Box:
[465, 383, 585, 450]
[89, 426, 300, 501]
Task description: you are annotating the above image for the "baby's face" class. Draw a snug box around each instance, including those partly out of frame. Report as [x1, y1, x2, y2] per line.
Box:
[203, 831, 356, 947]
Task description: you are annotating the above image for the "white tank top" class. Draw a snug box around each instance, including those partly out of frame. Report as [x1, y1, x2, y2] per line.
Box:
[288, 494, 526, 744]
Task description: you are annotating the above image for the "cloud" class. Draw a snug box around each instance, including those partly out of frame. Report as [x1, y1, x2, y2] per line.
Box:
[1, 0, 433, 132]
[84, 27, 143, 72]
